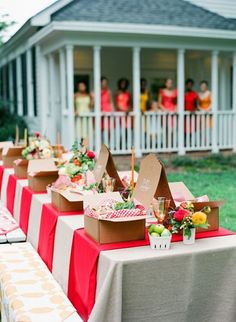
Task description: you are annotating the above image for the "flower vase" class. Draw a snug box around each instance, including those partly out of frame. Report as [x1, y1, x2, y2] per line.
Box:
[183, 228, 196, 245]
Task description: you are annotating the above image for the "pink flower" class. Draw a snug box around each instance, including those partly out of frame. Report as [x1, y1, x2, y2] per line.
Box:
[87, 151, 95, 159]
[35, 132, 40, 138]
[174, 209, 190, 222]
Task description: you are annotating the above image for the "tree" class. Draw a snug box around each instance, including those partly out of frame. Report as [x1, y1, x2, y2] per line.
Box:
[0, 14, 15, 45]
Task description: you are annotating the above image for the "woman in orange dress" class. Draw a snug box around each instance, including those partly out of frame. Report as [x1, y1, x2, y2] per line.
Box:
[198, 80, 212, 129]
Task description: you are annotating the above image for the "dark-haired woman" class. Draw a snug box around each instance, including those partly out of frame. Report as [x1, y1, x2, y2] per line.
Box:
[101, 77, 114, 113]
[115, 78, 131, 112]
[158, 78, 177, 112]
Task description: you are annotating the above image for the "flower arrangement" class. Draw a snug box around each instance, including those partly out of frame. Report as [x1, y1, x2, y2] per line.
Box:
[171, 201, 211, 239]
[59, 140, 96, 187]
[21, 132, 53, 160]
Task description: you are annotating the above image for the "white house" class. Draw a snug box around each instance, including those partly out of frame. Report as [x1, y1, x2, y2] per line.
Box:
[0, 0, 236, 156]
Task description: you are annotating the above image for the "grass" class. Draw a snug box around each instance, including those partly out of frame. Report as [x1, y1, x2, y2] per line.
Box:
[167, 171, 236, 232]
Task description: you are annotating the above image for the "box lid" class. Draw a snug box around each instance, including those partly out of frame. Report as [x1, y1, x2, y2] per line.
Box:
[2, 146, 24, 157]
[28, 159, 58, 176]
[57, 189, 91, 202]
[93, 145, 124, 190]
[83, 191, 123, 209]
[132, 154, 175, 209]
[169, 182, 195, 201]
[0, 141, 13, 149]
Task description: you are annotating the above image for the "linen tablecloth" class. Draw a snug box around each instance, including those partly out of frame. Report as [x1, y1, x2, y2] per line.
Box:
[88, 235, 236, 322]
[0, 168, 14, 206]
[13, 179, 28, 221]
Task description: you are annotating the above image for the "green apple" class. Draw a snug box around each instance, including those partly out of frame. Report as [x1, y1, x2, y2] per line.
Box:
[161, 228, 171, 237]
[153, 224, 165, 235]
[148, 224, 156, 234]
[151, 232, 160, 238]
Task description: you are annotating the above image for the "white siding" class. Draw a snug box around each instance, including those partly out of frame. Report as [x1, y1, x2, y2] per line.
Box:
[185, 0, 236, 19]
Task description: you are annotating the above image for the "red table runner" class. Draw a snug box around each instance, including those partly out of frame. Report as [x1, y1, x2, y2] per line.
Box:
[6, 174, 18, 214]
[68, 227, 234, 321]
[19, 187, 45, 235]
[37, 204, 83, 271]
[0, 166, 4, 192]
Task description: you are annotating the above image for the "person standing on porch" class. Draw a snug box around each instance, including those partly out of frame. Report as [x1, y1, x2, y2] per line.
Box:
[184, 78, 198, 137]
[115, 78, 132, 112]
[101, 77, 114, 112]
[74, 81, 92, 115]
[158, 78, 177, 112]
[185, 78, 198, 112]
[198, 81, 212, 112]
[140, 78, 150, 113]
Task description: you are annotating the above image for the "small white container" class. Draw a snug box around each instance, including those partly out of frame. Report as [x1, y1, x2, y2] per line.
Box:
[183, 228, 196, 245]
[149, 234, 172, 250]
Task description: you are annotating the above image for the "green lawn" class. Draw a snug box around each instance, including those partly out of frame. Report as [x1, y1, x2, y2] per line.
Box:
[167, 171, 236, 232]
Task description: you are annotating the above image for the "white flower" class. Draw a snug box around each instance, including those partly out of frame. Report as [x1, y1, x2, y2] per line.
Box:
[39, 140, 50, 150]
[58, 167, 66, 175]
[42, 148, 52, 159]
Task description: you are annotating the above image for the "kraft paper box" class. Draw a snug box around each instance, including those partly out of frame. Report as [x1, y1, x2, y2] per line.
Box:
[84, 192, 146, 244]
[28, 159, 59, 192]
[2, 146, 24, 168]
[85, 155, 163, 244]
[169, 182, 223, 232]
[13, 159, 29, 178]
[0, 141, 13, 160]
[52, 145, 65, 158]
[51, 189, 92, 212]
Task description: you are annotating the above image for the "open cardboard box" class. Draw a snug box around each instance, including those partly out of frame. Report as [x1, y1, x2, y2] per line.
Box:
[28, 159, 59, 192]
[2, 146, 24, 167]
[51, 189, 94, 212]
[0, 142, 13, 160]
[169, 182, 223, 232]
[52, 144, 123, 212]
[85, 154, 163, 244]
[13, 159, 29, 178]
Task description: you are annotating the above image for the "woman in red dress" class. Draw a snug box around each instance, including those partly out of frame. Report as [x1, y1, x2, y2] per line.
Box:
[158, 78, 177, 112]
[184, 78, 198, 135]
[115, 78, 131, 112]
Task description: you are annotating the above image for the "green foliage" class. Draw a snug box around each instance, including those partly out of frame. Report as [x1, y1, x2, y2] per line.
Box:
[0, 14, 15, 45]
[0, 106, 27, 142]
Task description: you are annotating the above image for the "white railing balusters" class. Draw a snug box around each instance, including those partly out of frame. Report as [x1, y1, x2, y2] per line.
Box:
[74, 110, 234, 154]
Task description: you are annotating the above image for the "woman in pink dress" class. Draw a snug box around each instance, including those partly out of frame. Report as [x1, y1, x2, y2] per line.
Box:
[158, 78, 177, 112]
[115, 78, 131, 112]
[101, 77, 114, 131]
[101, 77, 114, 112]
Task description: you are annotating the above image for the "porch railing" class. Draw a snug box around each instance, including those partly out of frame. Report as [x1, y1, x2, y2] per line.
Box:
[75, 110, 235, 155]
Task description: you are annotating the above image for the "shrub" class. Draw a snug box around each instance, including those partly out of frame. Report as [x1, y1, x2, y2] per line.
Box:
[0, 104, 27, 142]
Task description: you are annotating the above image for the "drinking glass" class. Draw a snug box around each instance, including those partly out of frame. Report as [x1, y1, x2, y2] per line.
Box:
[102, 177, 116, 193]
[153, 197, 170, 224]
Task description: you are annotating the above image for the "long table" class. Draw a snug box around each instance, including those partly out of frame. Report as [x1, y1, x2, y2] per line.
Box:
[0, 165, 236, 322]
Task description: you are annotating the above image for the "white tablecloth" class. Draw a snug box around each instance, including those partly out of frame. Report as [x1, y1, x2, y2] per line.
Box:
[52, 215, 84, 293]
[89, 235, 236, 322]
[13, 179, 28, 222]
[0, 168, 14, 205]
[27, 193, 51, 249]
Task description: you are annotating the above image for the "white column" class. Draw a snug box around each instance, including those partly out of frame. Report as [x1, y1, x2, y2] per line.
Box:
[8, 60, 14, 113]
[133, 47, 142, 157]
[16, 56, 23, 116]
[59, 48, 66, 114]
[219, 56, 227, 110]
[36, 46, 49, 136]
[177, 49, 185, 155]
[93, 46, 101, 154]
[26, 48, 34, 117]
[211, 50, 219, 153]
[233, 52, 236, 152]
[66, 45, 75, 147]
